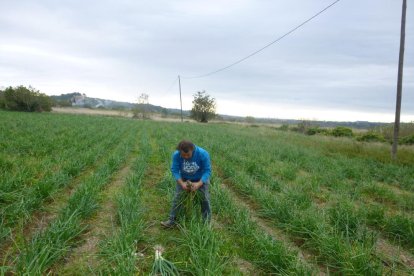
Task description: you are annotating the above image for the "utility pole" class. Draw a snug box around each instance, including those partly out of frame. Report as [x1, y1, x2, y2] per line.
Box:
[392, 0, 407, 160]
[178, 75, 183, 122]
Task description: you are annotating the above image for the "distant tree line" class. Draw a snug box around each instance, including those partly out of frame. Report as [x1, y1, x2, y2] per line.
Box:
[0, 86, 52, 112]
[277, 120, 414, 145]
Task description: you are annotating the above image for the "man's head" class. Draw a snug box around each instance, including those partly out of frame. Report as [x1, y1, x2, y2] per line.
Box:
[177, 140, 195, 159]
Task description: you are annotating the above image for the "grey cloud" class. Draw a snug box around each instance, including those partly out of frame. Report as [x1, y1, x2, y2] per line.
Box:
[0, 0, 413, 121]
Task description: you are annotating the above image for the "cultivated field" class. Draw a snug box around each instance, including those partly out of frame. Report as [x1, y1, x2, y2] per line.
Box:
[1, 110, 414, 275]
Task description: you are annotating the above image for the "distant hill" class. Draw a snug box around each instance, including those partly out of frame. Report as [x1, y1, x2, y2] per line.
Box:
[51, 93, 189, 116]
[51, 93, 387, 129]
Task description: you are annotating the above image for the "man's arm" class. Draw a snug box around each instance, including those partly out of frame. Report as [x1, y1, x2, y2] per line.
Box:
[171, 152, 181, 181]
[171, 152, 189, 190]
[191, 151, 211, 191]
[200, 151, 211, 184]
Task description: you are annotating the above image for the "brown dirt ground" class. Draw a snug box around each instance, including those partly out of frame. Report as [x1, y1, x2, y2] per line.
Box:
[57, 156, 136, 273]
[215, 165, 325, 275]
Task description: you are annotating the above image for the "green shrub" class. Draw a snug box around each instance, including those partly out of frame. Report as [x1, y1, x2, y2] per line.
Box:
[0, 86, 52, 112]
[331, 126, 353, 137]
[356, 132, 386, 143]
[318, 128, 331, 135]
[306, 127, 330, 136]
[278, 124, 289, 131]
[400, 135, 414, 145]
[306, 127, 319, 135]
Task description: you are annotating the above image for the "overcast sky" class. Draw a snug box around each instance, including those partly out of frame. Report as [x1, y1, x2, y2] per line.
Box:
[1, 0, 413, 122]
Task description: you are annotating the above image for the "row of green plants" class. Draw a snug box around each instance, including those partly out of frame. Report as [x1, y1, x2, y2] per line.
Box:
[215, 154, 383, 274]
[173, 124, 317, 274]
[1, 127, 138, 274]
[187, 122, 413, 274]
[97, 134, 150, 275]
[178, 124, 381, 274]
[357, 181, 414, 212]
[171, 120, 414, 236]
[210, 126, 414, 253]
[0, 131, 128, 241]
[286, 163, 414, 256]
[210, 176, 314, 274]
[0, 113, 134, 243]
[231, 123, 414, 191]
[154, 159, 305, 275]
[153, 128, 232, 275]
[219, 133, 414, 214]
[1, 113, 412, 274]
[153, 125, 310, 274]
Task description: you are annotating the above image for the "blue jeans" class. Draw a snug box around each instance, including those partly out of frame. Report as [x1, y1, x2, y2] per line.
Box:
[169, 180, 211, 221]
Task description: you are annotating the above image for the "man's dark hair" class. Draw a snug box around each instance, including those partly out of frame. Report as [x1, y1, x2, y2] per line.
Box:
[177, 140, 194, 153]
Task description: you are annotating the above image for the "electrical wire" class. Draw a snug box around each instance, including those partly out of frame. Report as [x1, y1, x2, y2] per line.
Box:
[165, 77, 179, 93]
[157, 77, 179, 98]
[181, 0, 340, 79]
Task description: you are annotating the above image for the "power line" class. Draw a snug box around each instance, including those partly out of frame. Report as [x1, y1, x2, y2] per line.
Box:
[181, 0, 340, 79]
[165, 77, 178, 93]
[157, 77, 178, 98]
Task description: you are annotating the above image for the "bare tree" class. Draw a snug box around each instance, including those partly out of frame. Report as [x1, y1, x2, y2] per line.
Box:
[133, 93, 150, 119]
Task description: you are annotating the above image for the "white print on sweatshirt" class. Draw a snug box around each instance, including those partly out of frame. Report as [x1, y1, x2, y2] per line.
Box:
[183, 160, 200, 175]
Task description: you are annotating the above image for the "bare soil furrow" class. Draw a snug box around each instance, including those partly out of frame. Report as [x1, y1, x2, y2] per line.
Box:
[0, 132, 132, 263]
[218, 174, 326, 275]
[138, 172, 185, 273]
[56, 158, 135, 274]
[0, 163, 105, 263]
[375, 236, 414, 271]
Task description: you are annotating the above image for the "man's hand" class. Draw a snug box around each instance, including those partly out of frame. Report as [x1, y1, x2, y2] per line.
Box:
[178, 179, 189, 191]
[190, 181, 203, 192]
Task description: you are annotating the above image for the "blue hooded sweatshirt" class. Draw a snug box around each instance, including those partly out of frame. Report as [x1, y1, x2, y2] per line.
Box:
[171, 145, 211, 184]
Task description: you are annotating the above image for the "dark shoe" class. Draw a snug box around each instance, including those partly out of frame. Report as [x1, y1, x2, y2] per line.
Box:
[161, 219, 176, 228]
